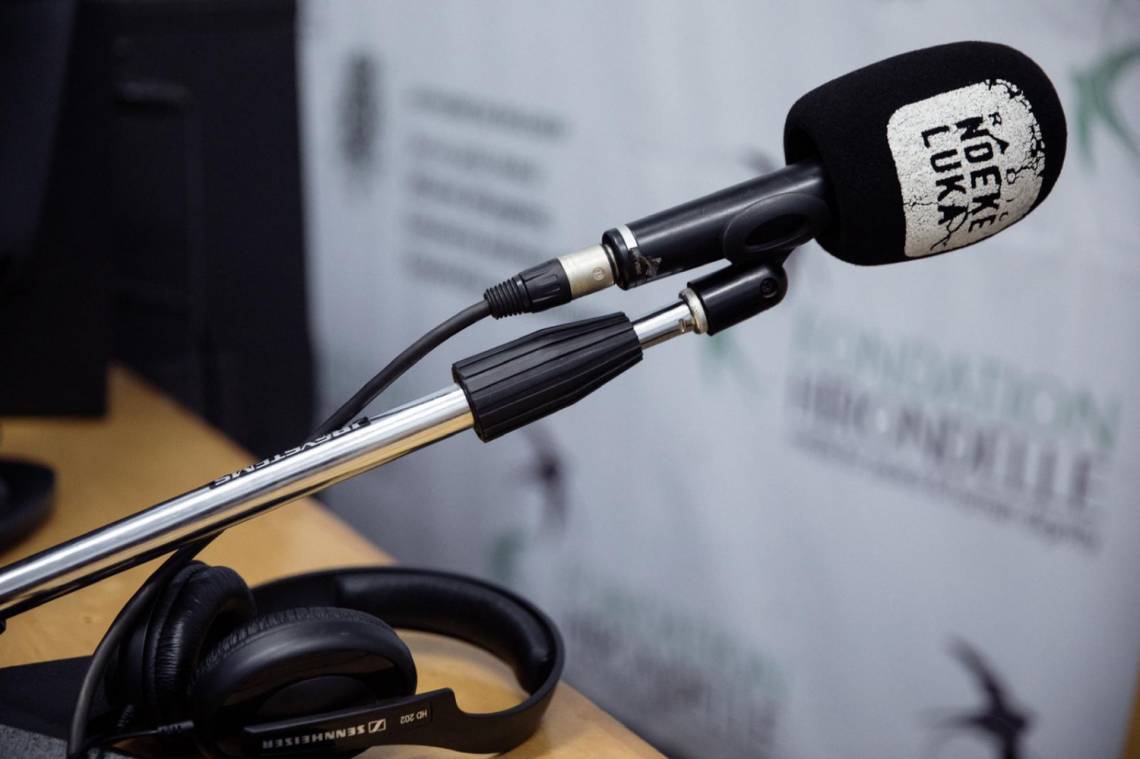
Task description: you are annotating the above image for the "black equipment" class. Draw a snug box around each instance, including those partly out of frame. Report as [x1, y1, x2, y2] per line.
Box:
[0, 0, 111, 417]
[0, 0, 76, 552]
[0, 0, 313, 454]
[485, 41, 1066, 316]
[100, 0, 314, 455]
[0, 460, 54, 552]
[0, 0, 311, 553]
[0, 564, 563, 758]
[0, 0, 74, 289]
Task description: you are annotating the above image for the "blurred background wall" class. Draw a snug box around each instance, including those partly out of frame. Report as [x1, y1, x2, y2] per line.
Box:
[299, 2, 1140, 757]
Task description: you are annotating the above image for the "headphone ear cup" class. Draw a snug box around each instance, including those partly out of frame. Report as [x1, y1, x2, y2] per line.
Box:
[130, 562, 256, 724]
[188, 606, 417, 757]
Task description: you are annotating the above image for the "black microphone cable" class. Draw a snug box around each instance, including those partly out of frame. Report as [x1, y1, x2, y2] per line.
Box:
[312, 299, 491, 436]
[315, 255, 600, 435]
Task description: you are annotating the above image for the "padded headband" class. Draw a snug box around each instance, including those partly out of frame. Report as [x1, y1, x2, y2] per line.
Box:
[250, 566, 562, 697]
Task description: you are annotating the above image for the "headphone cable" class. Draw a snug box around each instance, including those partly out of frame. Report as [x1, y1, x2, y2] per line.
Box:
[67, 537, 213, 759]
[77, 719, 195, 756]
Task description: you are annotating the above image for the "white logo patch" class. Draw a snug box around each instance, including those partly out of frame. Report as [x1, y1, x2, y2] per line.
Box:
[887, 79, 1045, 258]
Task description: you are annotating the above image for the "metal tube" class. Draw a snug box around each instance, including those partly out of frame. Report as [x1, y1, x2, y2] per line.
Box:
[0, 296, 708, 621]
[632, 300, 699, 348]
[0, 386, 473, 618]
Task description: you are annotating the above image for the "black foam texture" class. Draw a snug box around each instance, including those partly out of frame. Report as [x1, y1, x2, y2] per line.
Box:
[784, 41, 1066, 265]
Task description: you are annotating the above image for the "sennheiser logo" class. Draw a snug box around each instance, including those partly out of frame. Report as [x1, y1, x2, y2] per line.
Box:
[260, 719, 384, 752]
[887, 79, 1045, 257]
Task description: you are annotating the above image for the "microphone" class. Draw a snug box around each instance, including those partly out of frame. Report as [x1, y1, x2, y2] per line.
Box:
[783, 40, 1066, 265]
[484, 41, 1066, 316]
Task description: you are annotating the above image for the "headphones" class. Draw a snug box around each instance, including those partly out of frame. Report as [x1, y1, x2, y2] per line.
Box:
[101, 563, 564, 757]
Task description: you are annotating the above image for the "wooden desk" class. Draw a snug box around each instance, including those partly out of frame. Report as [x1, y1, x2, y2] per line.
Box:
[0, 368, 659, 758]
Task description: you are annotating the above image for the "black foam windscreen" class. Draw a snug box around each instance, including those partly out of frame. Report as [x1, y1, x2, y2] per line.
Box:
[784, 41, 1066, 265]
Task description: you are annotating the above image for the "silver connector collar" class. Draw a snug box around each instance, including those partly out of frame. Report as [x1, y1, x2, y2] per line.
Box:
[615, 224, 639, 259]
[679, 287, 709, 334]
[558, 244, 616, 299]
[633, 302, 696, 349]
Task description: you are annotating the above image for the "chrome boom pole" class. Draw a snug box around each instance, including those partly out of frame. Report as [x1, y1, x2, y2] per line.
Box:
[0, 297, 702, 621]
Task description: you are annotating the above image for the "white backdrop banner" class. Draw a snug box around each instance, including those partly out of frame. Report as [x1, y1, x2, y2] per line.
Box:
[300, 2, 1140, 757]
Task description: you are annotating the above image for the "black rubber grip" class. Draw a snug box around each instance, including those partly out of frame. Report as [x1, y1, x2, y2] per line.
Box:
[453, 313, 642, 441]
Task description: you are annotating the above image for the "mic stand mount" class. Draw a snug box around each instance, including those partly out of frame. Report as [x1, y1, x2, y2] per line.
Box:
[0, 259, 788, 626]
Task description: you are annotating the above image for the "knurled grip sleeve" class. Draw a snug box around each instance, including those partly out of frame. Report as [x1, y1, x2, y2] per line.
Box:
[452, 313, 642, 441]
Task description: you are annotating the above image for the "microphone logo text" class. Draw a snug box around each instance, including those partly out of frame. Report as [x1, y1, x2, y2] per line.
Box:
[887, 79, 1045, 258]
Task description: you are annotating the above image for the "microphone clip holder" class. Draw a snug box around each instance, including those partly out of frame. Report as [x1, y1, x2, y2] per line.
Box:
[682, 258, 788, 336]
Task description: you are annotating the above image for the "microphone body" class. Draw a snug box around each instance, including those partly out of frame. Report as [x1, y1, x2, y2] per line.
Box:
[601, 161, 831, 289]
[487, 41, 1065, 316]
[483, 161, 828, 315]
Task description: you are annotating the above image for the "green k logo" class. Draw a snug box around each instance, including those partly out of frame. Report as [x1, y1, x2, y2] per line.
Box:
[1072, 42, 1140, 167]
